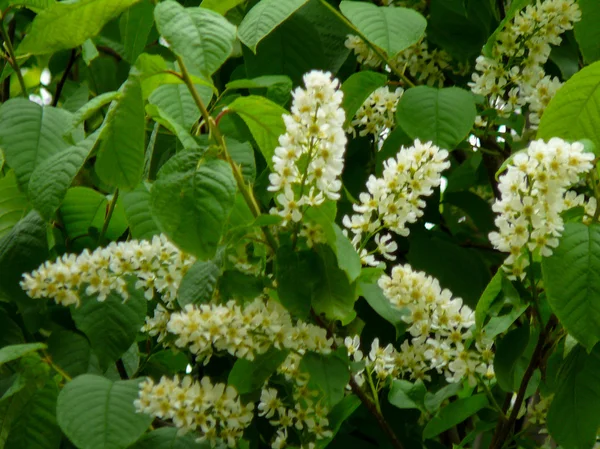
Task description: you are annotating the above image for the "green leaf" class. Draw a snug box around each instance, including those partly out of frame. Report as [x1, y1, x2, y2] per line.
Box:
[475, 271, 502, 330]
[128, 427, 206, 448]
[227, 138, 256, 182]
[547, 345, 600, 449]
[388, 379, 427, 411]
[228, 349, 289, 394]
[325, 394, 361, 441]
[574, 0, 600, 63]
[119, 0, 155, 64]
[0, 343, 46, 366]
[339, 1, 426, 57]
[17, 0, 142, 55]
[47, 330, 92, 378]
[0, 171, 29, 239]
[0, 0, 54, 13]
[71, 287, 147, 371]
[482, 303, 527, 340]
[96, 77, 145, 190]
[424, 383, 462, 413]
[177, 260, 220, 307]
[538, 61, 600, 149]
[225, 75, 292, 92]
[81, 39, 99, 66]
[149, 83, 212, 132]
[154, 1, 237, 77]
[482, 0, 529, 58]
[201, 0, 245, 15]
[56, 374, 153, 449]
[341, 71, 387, 128]
[423, 394, 488, 439]
[542, 223, 600, 351]
[359, 281, 408, 337]
[396, 86, 476, 150]
[276, 246, 320, 319]
[227, 95, 287, 170]
[151, 158, 237, 260]
[333, 224, 361, 283]
[121, 183, 160, 241]
[71, 91, 121, 129]
[146, 104, 200, 151]
[0, 99, 71, 191]
[300, 352, 349, 408]
[238, 0, 309, 52]
[494, 324, 530, 392]
[29, 130, 101, 220]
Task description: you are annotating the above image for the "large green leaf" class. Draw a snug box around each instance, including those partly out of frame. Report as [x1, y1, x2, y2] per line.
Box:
[0, 171, 29, 239]
[538, 61, 600, 149]
[396, 86, 476, 150]
[575, 0, 600, 64]
[276, 246, 320, 319]
[423, 394, 488, 439]
[227, 95, 287, 170]
[0, 99, 71, 191]
[238, 0, 309, 52]
[95, 77, 145, 190]
[547, 345, 600, 449]
[493, 324, 530, 392]
[47, 330, 93, 378]
[128, 427, 206, 449]
[177, 260, 220, 307]
[146, 104, 200, 151]
[154, 1, 237, 77]
[339, 1, 426, 57]
[542, 223, 600, 351]
[388, 379, 427, 411]
[359, 281, 407, 337]
[17, 0, 142, 55]
[119, 0, 155, 64]
[56, 374, 153, 449]
[0, 0, 54, 13]
[149, 83, 212, 132]
[150, 158, 237, 260]
[121, 183, 160, 241]
[29, 130, 101, 220]
[228, 349, 289, 394]
[71, 288, 147, 371]
[340, 71, 387, 128]
[300, 352, 349, 408]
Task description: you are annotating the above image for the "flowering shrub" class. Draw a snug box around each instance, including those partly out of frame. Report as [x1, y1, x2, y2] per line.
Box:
[2, 1, 600, 449]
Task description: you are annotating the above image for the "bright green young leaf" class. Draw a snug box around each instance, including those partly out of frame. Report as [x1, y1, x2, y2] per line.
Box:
[0, 0, 53, 13]
[547, 345, 600, 449]
[227, 95, 287, 170]
[201, 0, 245, 15]
[339, 1, 426, 57]
[177, 260, 220, 307]
[0, 171, 29, 239]
[151, 158, 237, 260]
[47, 330, 93, 378]
[154, 1, 237, 77]
[423, 394, 488, 439]
[238, 0, 309, 53]
[0, 99, 71, 191]
[228, 349, 289, 395]
[538, 61, 600, 149]
[300, 352, 350, 408]
[71, 288, 147, 371]
[341, 71, 387, 128]
[95, 77, 145, 190]
[0, 343, 46, 365]
[542, 223, 600, 351]
[56, 375, 153, 449]
[119, 0, 155, 64]
[29, 131, 101, 220]
[17, 0, 142, 55]
[396, 86, 477, 150]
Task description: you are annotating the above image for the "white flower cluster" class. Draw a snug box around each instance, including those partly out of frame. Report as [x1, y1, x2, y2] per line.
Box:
[165, 298, 333, 363]
[344, 35, 451, 87]
[20, 235, 194, 307]
[135, 376, 253, 448]
[343, 140, 449, 266]
[489, 138, 594, 279]
[268, 70, 347, 225]
[469, 0, 581, 124]
[375, 264, 494, 385]
[349, 86, 403, 140]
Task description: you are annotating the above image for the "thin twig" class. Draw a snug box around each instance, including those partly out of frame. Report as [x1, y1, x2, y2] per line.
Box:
[0, 17, 27, 97]
[99, 189, 119, 244]
[115, 359, 129, 380]
[53, 49, 78, 107]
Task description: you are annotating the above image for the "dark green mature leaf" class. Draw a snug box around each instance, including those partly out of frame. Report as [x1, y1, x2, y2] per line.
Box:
[149, 83, 212, 132]
[57, 375, 153, 449]
[0, 343, 46, 365]
[341, 71, 387, 128]
[119, 0, 155, 64]
[339, 1, 426, 56]
[575, 0, 600, 63]
[29, 130, 101, 220]
[547, 345, 600, 449]
[238, 0, 309, 52]
[538, 61, 600, 149]
[151, 158, 237, 260]
[300, 352, 349, 408]
[146, 104, 200, 151]
[71, 288, 147, 371]
[47, 330, 92, 378]
[333, 225, 361, 283]
[121, 183, 160, 240]
[482, 0, 529, 57]
[396, 86, 476, 150]
[227, 95, 287, 170]
[154, 1, 237, 77]
[129, 427, 207, 448]
[475, 271, 502, 330]
[227, 138, 257, 182]
[276, 246, 320, 318]
[0, 171, 29, 239]
[388, 379, 427, 411]
[225, 75, 293, 92]
[177, 260, 220, 307]
[359, 281, 408, 337]
[423, 394, 488, 439]
[71, 91, 121, 128]
[0, 99, 71, 191]
[542, 223, 600, 351]
[96, 77, 145, 190]
[494, 324, 530, 392]
[17, 0, 142, 55]
[228, 349, 289, 394]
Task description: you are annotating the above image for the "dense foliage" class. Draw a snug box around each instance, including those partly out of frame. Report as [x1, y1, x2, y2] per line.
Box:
[1, 0, 600, 448]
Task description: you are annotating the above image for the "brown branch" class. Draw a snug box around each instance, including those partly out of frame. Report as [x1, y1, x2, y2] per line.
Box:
[53, 49, 78, 107]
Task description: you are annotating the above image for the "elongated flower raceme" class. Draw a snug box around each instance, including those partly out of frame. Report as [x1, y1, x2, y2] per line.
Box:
[489, 138, 594, 279]
[135, 376, 253, 448]
[20, 235, 194, 307]
[349, 86, 403, 140]
[343, 139, 449, 265]
[268, 70, 347, 225]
